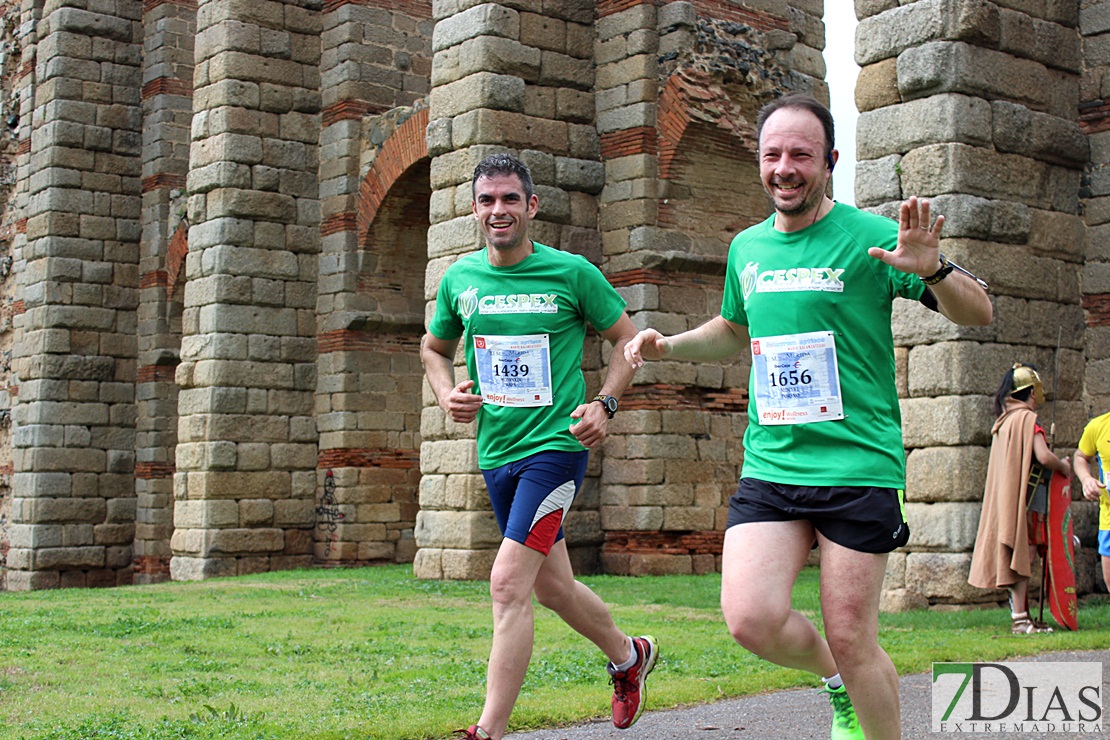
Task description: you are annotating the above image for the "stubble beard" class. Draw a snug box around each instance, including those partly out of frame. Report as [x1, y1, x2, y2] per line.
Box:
[487, 233, 523, 252]
[484, 223, 528, 253]
[771, 183, 822, 218]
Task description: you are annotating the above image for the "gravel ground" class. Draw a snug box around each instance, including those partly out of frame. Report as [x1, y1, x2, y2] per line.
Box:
[505, 650, 1109, 740]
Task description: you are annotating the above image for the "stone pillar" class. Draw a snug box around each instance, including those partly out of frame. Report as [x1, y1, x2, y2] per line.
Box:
[0, 2, 35, 588]
[134, 0, 196, 584]
[415, 0, 604, 579]
[591, 0, 817, 575]
[853, 0, 1097, 608]
[313, 0, 432, 566]
[1077, 0, 1110, 592]
[7, 0, 143, 589]
[171, 0, 320, 579]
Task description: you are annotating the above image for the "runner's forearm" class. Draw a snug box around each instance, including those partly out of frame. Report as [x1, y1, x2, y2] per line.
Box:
[662, 316, 749, 363]
[597, 314, 638, 399]
[930, 270, 992, 326]
[421, 334, 460, 408]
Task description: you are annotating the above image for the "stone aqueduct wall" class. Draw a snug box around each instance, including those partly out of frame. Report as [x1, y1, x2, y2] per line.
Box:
[0, 0, 1103, 608]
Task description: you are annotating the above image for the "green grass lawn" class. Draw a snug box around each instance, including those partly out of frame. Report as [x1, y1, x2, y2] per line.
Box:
[0, 565, 1107, 739]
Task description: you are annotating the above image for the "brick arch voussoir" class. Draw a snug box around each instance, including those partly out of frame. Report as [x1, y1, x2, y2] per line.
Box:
[165, 219, 189, 301]
[657, 74, 694, 181]
[657, 70, 758, 181]
[357, 107, 430, 248]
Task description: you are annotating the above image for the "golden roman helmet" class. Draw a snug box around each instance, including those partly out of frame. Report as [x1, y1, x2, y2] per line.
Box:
[1011, 363, 1045, 405]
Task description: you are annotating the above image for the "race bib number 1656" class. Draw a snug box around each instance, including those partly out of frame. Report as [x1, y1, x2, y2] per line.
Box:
[750, 330, 844, 425]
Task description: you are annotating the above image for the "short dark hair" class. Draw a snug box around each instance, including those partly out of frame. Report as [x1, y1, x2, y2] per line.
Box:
[756, 93, 836, 160]
[472, 153, 534, 202]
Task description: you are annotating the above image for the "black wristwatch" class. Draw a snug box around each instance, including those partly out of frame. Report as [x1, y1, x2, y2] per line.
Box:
[592, 394, 618, 419]
[920, 253, 954, 285]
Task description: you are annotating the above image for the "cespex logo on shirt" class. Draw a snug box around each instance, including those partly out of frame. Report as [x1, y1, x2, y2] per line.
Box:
[740, 261, 846, 300]
[458, 286, 479, 319]
[477, 293, 559, 315]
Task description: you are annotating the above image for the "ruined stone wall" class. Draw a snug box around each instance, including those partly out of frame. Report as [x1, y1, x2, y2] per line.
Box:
[3, 0, 1107, 600]
[1081, 5, 1110, 419]
[0, 2, 22, 588]
[134, 0, 194, 584]
[314, 0, 432, 565]
[1079, 0, 1110, 594]
[6, 0, 144, 590]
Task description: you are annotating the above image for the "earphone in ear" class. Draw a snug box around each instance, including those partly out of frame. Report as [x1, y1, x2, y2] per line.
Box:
[826, 153, 834, 171]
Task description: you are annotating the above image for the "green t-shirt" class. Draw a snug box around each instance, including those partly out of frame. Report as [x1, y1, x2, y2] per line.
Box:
[429, 243, 627, 469]
[721, 203, 925, 488]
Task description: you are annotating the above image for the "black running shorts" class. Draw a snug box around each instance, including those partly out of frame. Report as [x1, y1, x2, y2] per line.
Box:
[726, 477, 910, 554]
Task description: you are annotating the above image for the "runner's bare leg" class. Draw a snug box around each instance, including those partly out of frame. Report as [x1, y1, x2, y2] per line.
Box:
[534, 539, 632, 664]
[818, 533, 900, 740]
[477, 538, 547, 739]
[720, 521, 838, 676]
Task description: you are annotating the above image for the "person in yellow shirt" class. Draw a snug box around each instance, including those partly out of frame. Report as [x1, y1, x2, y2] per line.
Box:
[1074, 411, 1110, 594]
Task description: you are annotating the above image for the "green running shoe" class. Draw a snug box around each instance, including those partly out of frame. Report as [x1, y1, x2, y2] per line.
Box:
[823, 683, 864, 740]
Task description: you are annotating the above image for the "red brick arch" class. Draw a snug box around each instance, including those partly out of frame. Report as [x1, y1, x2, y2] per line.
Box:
[656, 69, 757, 180]
[357, 107, 429, 246]
[655, 70, 766, 244]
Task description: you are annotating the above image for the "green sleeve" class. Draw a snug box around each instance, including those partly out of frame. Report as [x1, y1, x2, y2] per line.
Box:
[577, 259, 626, 331]
[427, 269, 463, 340]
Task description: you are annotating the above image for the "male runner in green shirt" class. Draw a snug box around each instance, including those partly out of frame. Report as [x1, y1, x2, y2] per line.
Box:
[626, 94, 993, 740]
[423, 153, 656, 740]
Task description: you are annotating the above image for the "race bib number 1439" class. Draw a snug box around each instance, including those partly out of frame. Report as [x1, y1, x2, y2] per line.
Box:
[474, 334, 553, 407]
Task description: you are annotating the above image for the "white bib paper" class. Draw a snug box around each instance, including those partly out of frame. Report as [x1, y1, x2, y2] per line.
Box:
[750, 330, 844, 425]
[474, 334, 553, 407]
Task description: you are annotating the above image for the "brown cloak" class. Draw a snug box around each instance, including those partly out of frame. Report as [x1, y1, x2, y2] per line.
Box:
[968, 399, 1040, 590]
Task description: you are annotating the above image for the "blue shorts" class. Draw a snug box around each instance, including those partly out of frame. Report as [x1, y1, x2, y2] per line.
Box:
[1099, 529, 1110, 558]
[482, 450, 588, 555]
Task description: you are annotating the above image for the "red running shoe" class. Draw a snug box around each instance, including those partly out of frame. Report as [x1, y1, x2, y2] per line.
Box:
[607, 635, 658, 729]
[454, 725, 491, 739]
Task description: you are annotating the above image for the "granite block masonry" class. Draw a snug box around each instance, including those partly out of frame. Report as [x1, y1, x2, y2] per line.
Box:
[0, 0, 1102, 610]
